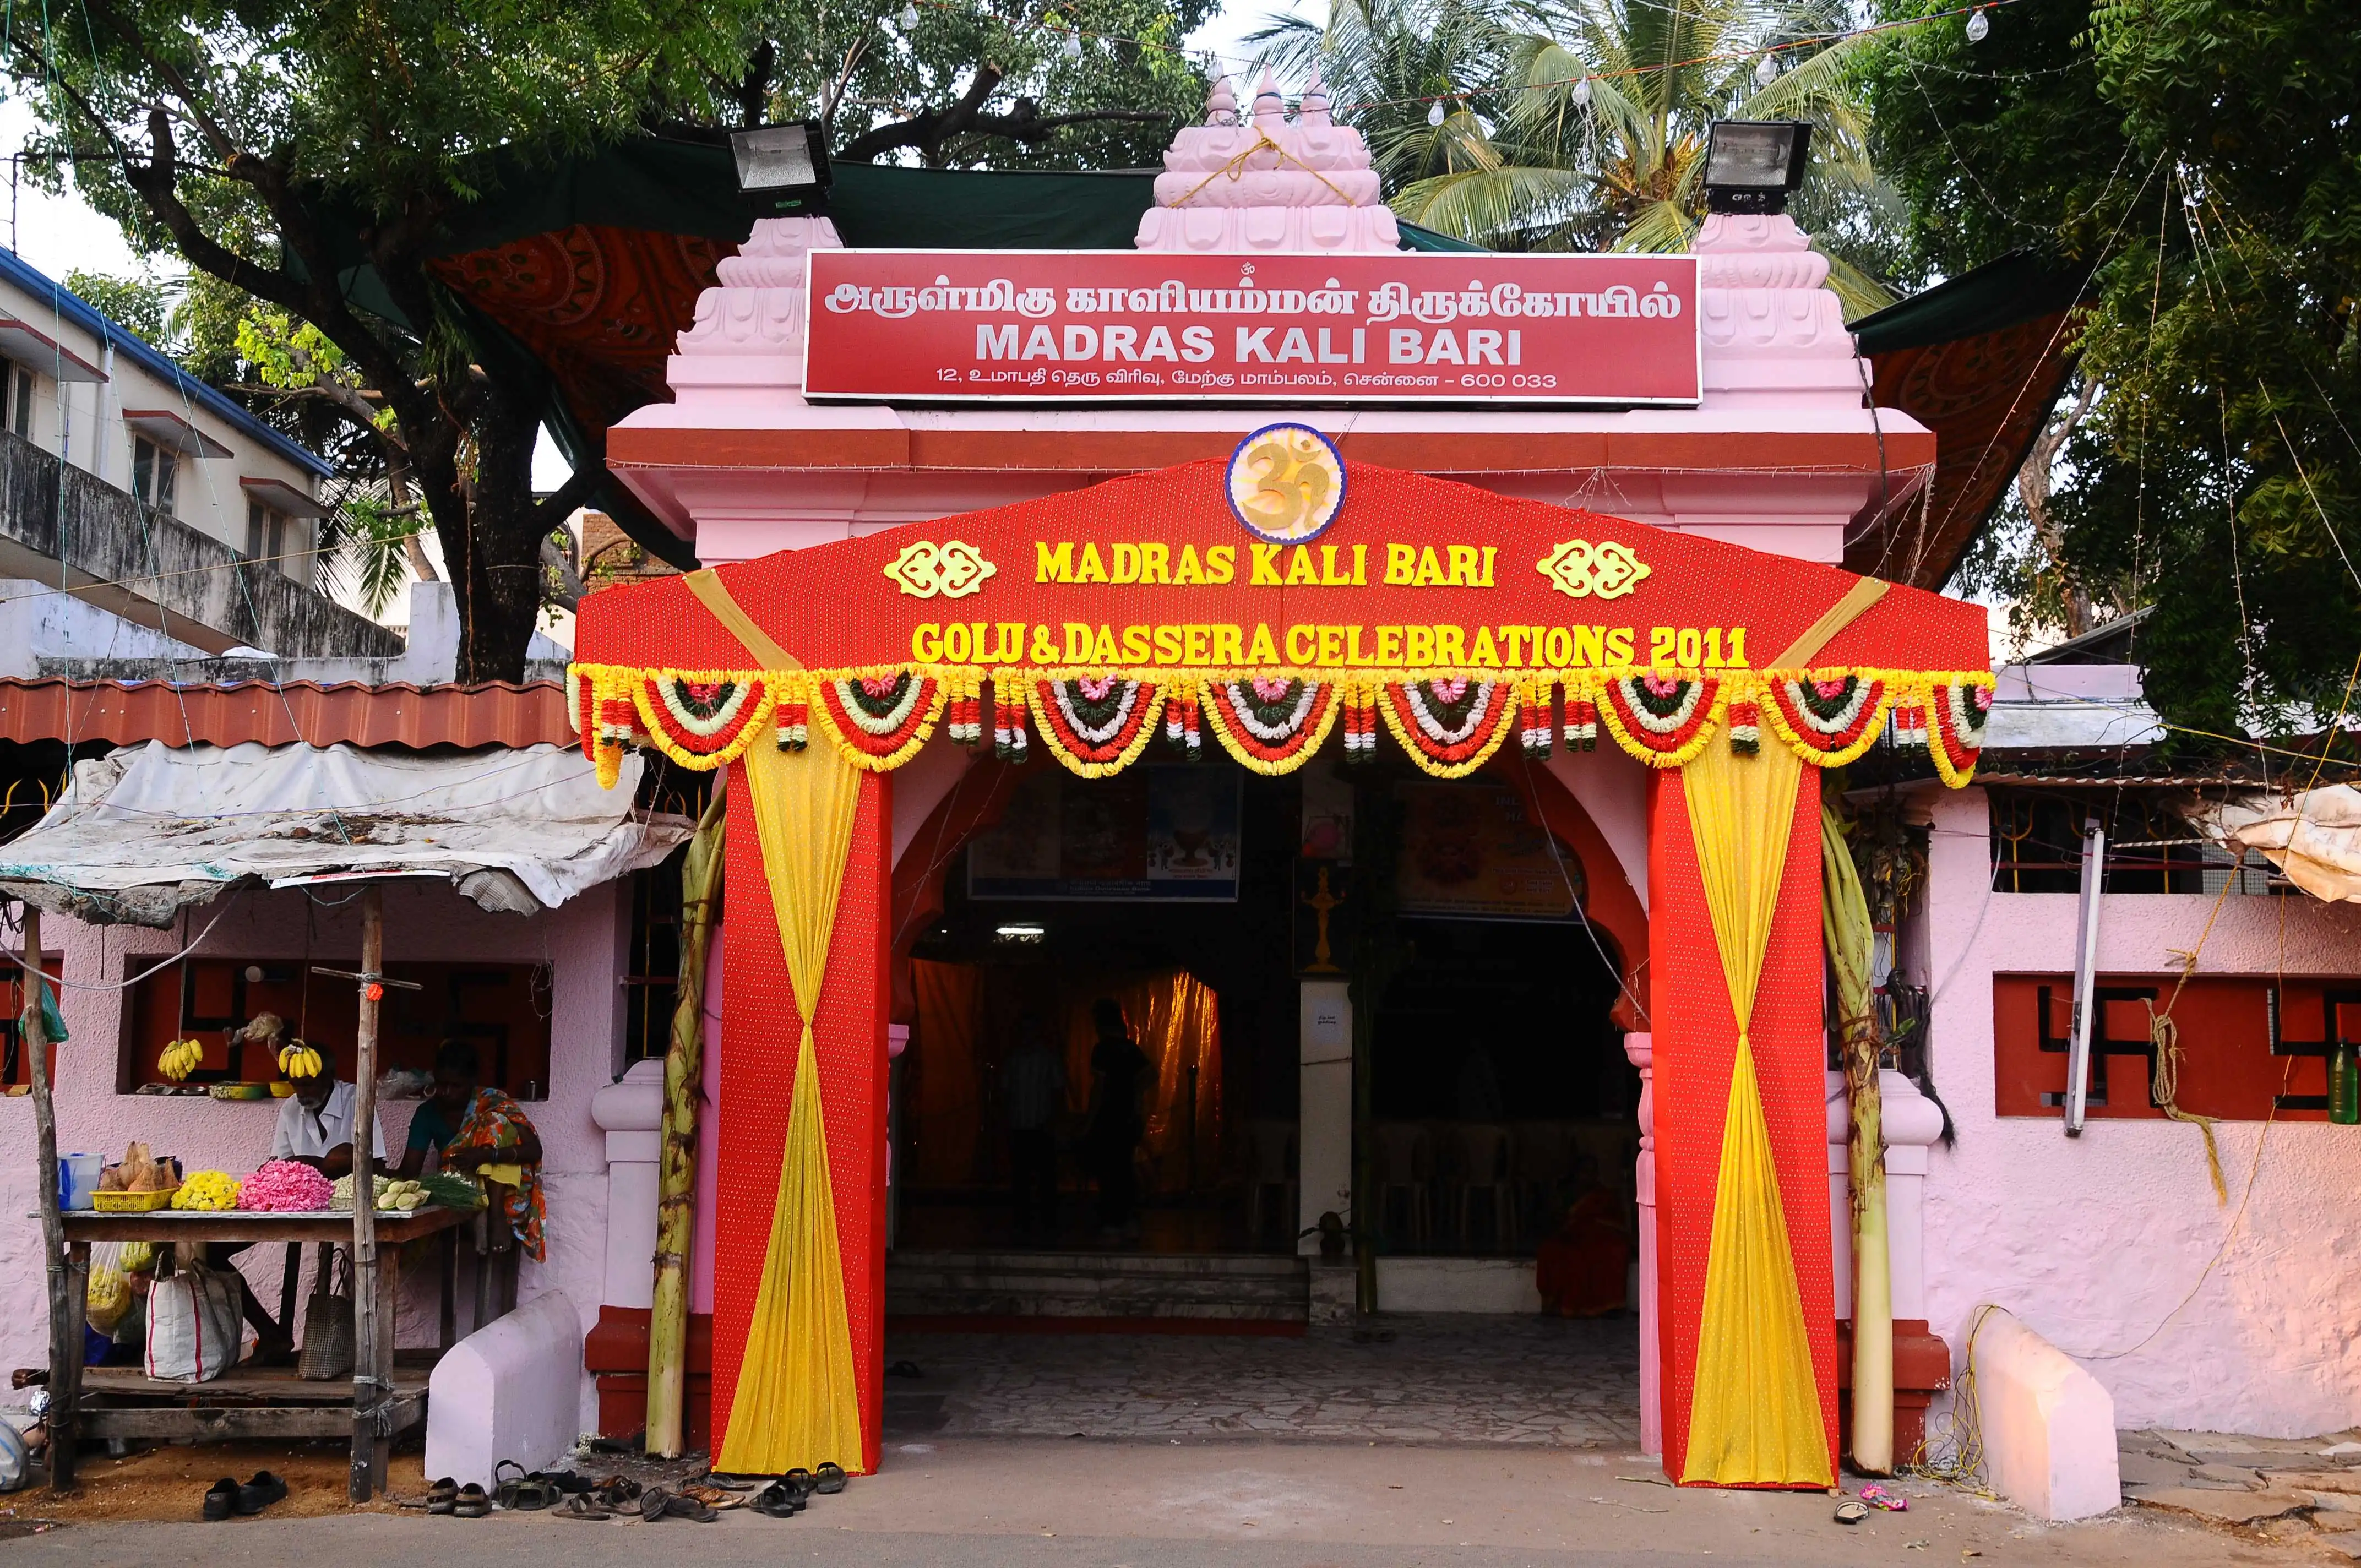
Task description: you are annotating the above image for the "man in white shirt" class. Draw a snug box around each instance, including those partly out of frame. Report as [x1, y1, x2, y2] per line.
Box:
[270, 1045, 388, 1178]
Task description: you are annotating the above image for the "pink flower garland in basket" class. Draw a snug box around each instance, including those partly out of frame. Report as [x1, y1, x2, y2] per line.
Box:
[238, 1159, 334, 1212]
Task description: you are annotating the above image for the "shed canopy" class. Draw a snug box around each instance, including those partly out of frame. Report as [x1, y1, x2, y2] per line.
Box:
[2210, 786, 2361, 904]
[0, 741, 690, 926]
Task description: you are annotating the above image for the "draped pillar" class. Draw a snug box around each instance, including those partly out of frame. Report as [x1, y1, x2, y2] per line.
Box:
[1649, 754, 1837, 1487]
[711, 750, 889, 1476]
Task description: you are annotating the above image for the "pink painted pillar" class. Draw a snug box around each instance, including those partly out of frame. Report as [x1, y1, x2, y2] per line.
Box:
[1626, 1030, 1661, 1458]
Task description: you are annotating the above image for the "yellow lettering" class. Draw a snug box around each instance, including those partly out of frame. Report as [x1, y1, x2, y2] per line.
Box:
[1139, 543, 1170, 585]
[1434, 624, 1465, 667]
[1347, 625, 1370, 663]
[1406, 625, 1435, 666]
[1676, 627, 1702, 668]
[1285, 546, 1320, 586]
[1544, 627, 1575, 666]
[1248, 623, 1280, 665]
[1093, 624, 1120, 663]
[1574, 627, 1605, 667]
[1031, 624, 1060, 663]
[1320, 546, 1352, 586]
[1386, 543, 1416, 586]
[1352, 544, 1368, 585]
[1112, 543, 1141, 585]
[1314, 625, 1342, 665]
[1286, 624, 1316, 664]
[1649, 626, 1675, 667]
[1075, 543, 1109, 585]
[1212, 624, 1243, 665]
[1446, 545, 1479, 586]
[1206, 546, 1237, 585]
[1415, 547, 1446, 588]
[1035, 541, 1074, 583]
[1122, 624, 1151, 663]
[1064, 623, 1095, 662]
[1480, 546, 1497, 587]
[940, 623, 971, 663]
[1173, 544, 1206, 586]
[1184, 625, 1211, 665]
[1728, 627, 1749, 666]
[1502, 627, 1531, 665]
[993, 622, 1026, 663]
[1606, 627, 1635, 664]
[1377, 625, 1405, 664]
[912, 624, 943, 661]
[1153, 625, 1183, 664]
[1468, 625, 1499, 666]
[1250, 543, 1283, 586]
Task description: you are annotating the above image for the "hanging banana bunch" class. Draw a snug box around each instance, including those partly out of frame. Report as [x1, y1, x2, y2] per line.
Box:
[277, 1039, 324, 1080]
[158, 1038, 206, 1080]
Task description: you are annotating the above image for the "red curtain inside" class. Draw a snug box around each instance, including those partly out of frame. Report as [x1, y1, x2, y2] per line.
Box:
[907, 959, 1222, 1191]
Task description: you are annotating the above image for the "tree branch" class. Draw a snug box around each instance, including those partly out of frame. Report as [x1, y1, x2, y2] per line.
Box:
[837, 71, 1169, 163]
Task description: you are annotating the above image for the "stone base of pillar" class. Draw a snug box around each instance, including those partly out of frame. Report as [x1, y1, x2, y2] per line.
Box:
[1308, 1262, 1357, 1328]
[584, 1305, 714, 1449]
[1834, 1317, 1954, 1463]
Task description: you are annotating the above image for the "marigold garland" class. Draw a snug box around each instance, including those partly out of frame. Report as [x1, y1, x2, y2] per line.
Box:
[1200, 676, 1341, 775]
[565, 662, 1996, 784]
[1027, 675, 1168, 777]
[1378, 678, 1519, 779]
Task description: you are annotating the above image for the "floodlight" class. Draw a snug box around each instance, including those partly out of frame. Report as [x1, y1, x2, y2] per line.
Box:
[1701, 120, 1812, 215]
[728, 121, 834, 216]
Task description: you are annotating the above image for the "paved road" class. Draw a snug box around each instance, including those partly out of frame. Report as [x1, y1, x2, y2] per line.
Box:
[1, 1438, 2296, 1565]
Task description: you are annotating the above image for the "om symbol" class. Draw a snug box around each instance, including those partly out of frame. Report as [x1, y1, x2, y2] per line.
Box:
[885, 539, 999, 600]
[1537, 538, 1651, 601]
[1227, 423, 1346, 544]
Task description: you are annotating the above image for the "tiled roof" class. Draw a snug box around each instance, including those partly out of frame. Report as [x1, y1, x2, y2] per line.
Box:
[0, 679, 572, 751]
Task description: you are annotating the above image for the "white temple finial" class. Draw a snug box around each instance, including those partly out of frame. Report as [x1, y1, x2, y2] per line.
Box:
[1205, 76, 1236, 126]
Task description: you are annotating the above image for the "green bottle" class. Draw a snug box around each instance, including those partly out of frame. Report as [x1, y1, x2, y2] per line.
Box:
[2332, 1041, 2359, 1125]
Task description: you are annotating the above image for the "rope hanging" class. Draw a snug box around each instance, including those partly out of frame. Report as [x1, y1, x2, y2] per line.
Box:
[2144, 999, 2227, 1205]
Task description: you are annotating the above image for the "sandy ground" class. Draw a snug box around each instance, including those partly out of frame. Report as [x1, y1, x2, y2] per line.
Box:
[0, 1436, 2329, 1563]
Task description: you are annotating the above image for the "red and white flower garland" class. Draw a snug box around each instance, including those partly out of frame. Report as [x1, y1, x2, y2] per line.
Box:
[630, 671, 774, 770]
[1596, 674, 1723, 766]
[1928, 678, 1993, 786]
[812, 669, 944, 770]
[1378, 677, 1517, 778]
[1760, 673, 1891, 767]
[1200, 677, 1340, 775]
[1028, 676, 1167, 776]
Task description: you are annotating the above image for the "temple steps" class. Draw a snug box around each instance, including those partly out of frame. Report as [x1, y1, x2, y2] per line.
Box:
[886, 1249, 1310, 1324]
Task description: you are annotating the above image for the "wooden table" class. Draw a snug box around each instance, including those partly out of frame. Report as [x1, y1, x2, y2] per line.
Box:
[58, 1206, 474, 1499]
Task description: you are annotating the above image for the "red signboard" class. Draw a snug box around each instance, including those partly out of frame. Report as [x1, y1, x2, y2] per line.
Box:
[803, 249, 1700, 407]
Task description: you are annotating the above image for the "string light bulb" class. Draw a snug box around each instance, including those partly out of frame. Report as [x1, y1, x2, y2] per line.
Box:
[1965, 7, 1989, 40]
[1573, 77, 1591, 107]
[1063, 30, 1084, 59]
[1428, 99, 1446, 126]
[1754, 53, 1778, 85]
[900, 2, 919, 26]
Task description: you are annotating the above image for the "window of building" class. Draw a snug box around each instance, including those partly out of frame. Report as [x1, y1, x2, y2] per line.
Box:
[1986, 786, 2280, 894]
[3, 364, 34, 439]
[132, 435, 178, 515]
[244, 497, 308, 581]
[120, 956, 554, 1099]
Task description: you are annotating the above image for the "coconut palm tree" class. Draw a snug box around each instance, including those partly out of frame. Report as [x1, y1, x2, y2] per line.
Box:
[1254, 0, 1898, 315]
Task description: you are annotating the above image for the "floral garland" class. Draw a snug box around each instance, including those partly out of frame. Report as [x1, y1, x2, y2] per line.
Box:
[1927, 677, 1993, 787]
[1027, 676, 1168, 777]
[1759, 672, 1892, 767]
[566, 662, 1997, 785]
[1200, 676, 1340, 775]
[630, 671, 775, 771]
[1378, 678, 1517, 779]
[1596, 674, 1723, 767]
[810, 668, 945, 771]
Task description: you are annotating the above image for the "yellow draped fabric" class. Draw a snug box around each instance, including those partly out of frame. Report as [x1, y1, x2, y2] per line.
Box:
[716, 741, 866, 1476]
[1678, 738, 1832, 1487]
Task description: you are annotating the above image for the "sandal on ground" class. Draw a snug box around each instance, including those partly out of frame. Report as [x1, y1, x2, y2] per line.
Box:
[1834, 1500, 1869, 1525]
[750, 1480, 804, 1518]
[495, 1460, 559, 1511]
[203, 1476, 240, 1521]
[637, 1487, 671, 1522]
[679, 1484, 741, 1511]
[663, 1491, 720, 1522]
[813, 1461, 848, 1495]
[540, 1468, 595, 1494]
[697, 1472, 762, 1491]
[426, 1476, 459, 1515]
[235, 1470, 289, 1515]
[453, 1483, 493, 1518]
[557, 1494, 614, 1521]
[592, 1476, 643, 1509]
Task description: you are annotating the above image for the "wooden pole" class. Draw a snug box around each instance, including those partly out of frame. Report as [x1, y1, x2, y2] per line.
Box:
[21, 907, 77, 1491]
[347, 885, 384, 1502]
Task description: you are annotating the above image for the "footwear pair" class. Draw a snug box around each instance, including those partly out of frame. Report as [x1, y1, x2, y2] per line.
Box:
[202, 1470, 287, 1520]
[635, 1486, 719, 1522]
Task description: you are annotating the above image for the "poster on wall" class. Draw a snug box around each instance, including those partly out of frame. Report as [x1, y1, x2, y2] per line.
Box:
[970, 766, 1241, 901]
[1394, 780, 1582, 920]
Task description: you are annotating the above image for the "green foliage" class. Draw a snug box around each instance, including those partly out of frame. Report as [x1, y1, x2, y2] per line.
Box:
[63, 267, 173, 346]
[1865, 0, 2361, 748]
[757, 0, 1214, 168]
[1260, 0, 1901, 313]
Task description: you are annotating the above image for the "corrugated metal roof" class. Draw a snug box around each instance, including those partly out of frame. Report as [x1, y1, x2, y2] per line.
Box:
[0, 679, 572, 751]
